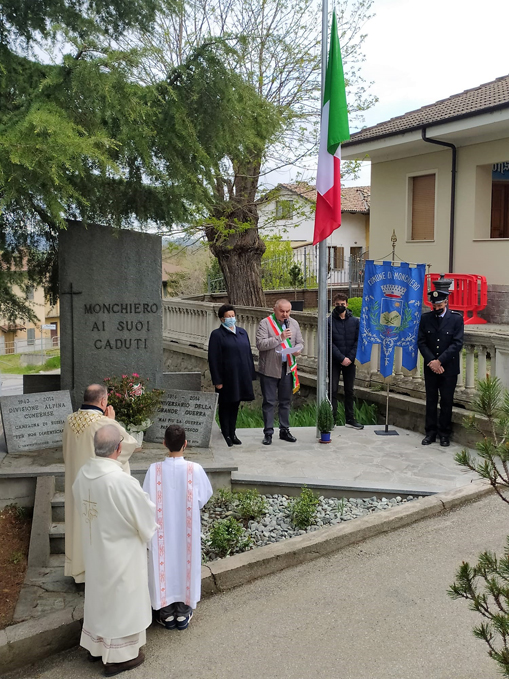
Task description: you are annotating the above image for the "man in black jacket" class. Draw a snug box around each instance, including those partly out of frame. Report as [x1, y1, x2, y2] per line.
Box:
[328, 293, 363, 430]
[417, 288, 464, 447]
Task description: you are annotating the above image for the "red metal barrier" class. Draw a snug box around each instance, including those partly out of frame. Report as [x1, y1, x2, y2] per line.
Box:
[424, 273, 487, 325]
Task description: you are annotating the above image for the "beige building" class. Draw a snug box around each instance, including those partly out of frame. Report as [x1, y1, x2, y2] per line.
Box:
[342, 74, 509, 323]
[0, 287, 60, 355]
[258, 182, 370, 284]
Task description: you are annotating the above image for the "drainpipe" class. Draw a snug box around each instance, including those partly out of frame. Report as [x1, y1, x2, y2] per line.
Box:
[421, 128, 457, 272]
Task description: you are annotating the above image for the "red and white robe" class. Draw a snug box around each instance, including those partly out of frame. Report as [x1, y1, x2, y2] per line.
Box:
[143, 457, 213, 610]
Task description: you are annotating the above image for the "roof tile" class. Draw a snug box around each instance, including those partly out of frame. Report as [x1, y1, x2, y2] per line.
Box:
[279, 182, 370, 213]
[343, 74, 509, 146]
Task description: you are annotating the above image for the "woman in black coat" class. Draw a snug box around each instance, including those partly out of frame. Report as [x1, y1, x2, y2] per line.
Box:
[208, 304, 256, 447]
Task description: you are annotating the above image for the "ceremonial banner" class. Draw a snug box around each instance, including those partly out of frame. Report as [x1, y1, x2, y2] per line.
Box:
[356, 261, 426, 378]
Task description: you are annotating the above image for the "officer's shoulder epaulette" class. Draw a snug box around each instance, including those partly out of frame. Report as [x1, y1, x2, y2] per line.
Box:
[450, 310, 462, 315]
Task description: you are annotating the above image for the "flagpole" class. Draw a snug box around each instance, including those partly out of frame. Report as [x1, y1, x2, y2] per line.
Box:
[317, 0, 329, 419]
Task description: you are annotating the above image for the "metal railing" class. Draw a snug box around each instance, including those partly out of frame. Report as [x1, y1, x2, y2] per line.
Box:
[207, 249, 368, 296]
[0, 336, 60, 356]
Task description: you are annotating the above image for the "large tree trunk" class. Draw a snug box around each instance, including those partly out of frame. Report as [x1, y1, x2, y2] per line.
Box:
[206, 159, 267, 307]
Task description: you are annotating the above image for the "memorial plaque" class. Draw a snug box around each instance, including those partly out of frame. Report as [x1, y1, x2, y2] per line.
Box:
[0, 391, 73, 453]
[59, 222, 163, 406]
[144, 389, 218, 448]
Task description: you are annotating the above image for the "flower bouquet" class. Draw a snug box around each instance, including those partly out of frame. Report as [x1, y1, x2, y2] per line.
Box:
[103, 374, 164, 443]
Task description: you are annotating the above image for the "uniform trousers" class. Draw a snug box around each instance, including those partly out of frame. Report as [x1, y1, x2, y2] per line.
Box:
[329, 362, 356, 423]
[259, 362, 292, 436]
[217, 392, 240, 440]
[424, 367, 458, 437]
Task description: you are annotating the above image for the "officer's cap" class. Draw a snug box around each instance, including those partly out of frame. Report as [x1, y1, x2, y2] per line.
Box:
[428, 288, 450, 303]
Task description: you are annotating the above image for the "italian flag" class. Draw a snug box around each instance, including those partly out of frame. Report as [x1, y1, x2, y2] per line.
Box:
[313, 11, 350, 245]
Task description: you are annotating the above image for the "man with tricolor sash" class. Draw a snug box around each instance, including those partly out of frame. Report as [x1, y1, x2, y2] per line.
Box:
[256, 299, 304, 446]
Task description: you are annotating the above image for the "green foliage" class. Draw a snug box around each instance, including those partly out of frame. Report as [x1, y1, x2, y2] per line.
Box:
[9, 550, 24, 565]
[207, 488, 267, 522]
[208, 516, 252, 557]
[449, 538, 509, 676]
[454, 376, 509, 502]
[1, 0, 279, 307]
[289, 263, 304, 289]
[317, 399, 335, 434]
[209, 488, 235, 510]
[230, 400, 378, 429]
[104, 374, 164, 429]
[449, 375, 509, 675]
[261, 236, 295, 290]
[290, 487, 319, 529]
[235, 490, 267, 522]
[0, 351, 60, 375]
[347, 297, 362, 318]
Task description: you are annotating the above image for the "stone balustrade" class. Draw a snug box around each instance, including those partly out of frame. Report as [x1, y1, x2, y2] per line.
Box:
[163, 299, 509, 402]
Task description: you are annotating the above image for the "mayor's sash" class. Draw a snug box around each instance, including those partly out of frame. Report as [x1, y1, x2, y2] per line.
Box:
[266, 314, 300, 394]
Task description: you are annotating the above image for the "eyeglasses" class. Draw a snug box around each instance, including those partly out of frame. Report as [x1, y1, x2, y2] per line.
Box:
[117, 436, 124, 449]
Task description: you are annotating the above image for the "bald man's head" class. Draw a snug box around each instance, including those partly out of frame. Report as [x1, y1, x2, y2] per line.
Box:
[94, 424, 123, 458]
[83, 384, 108, 406]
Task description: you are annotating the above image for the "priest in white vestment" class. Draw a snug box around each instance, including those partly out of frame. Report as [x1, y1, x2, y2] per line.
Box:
[63, 383, 139, 583]
[143, 424, 213, 630]
[73, 424, 157, 674]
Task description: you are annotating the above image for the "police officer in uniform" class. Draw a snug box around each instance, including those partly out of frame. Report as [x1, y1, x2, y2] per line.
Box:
[417, 287, 464, 447]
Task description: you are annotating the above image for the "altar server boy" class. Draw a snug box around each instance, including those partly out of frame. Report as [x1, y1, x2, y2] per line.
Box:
[143, 425, 213, 630]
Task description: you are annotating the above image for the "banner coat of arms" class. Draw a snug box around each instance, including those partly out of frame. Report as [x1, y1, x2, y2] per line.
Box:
[356, 261, 426, 378]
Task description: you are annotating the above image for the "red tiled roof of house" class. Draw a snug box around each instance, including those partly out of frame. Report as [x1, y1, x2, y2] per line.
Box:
[343, 74, 509, 147]
[279, 182, 370, 213]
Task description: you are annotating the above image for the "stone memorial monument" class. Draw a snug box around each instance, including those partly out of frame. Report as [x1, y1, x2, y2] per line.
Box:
[59, 222, 163, 405]
[145, 389, 218, 448]
[0, 391, 73, 453]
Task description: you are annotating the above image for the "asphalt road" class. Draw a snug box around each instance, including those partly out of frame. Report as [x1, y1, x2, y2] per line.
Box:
[9, 492, 506, 679]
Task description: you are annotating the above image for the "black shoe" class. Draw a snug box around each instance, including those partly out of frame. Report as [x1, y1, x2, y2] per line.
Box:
[279, 429, 297, 443]
[231, 435, 242, 445]
[262, 434, 272, 445]
[224, 436, 233, 447]
[421, 435, 436, 445]
[87, 652, 102, 662]
[104, 652, 145, 676]
[345, 420, 364, 430]
[440, 436, 450, 447]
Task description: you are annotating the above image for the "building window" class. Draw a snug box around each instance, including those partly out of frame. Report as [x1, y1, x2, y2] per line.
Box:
[27, 328, 35, 345]
[328, 246, 344, 270]
[275, 200, 293, 220]
[491, 163, 509, 238]
[26, 287, 34, 301]
[409, 174, 435, 240]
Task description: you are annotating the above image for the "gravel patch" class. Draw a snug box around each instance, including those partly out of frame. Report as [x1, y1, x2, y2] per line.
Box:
[202, 493, 421, 562]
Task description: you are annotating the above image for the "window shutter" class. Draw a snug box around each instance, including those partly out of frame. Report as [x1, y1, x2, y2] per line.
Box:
[411, 175, 435, 240]
[491, 182, 509, 238]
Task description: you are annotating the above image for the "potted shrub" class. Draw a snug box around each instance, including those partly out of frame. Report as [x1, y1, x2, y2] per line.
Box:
[103, 374, 164, 446]
[317, 398, 335, 443]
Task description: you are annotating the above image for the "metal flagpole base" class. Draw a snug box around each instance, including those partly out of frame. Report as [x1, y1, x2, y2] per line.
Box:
[375, 426, 399, 436]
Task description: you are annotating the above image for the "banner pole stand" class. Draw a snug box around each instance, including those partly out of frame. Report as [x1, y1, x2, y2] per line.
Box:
[375, 380, 399, 436]
[375, 230, 399, 436]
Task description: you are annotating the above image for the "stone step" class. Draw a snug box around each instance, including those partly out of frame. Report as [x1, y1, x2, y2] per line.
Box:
[49, 553, 65, 568]
[50, 522, 65, 554]
[51, 491, 65, 523]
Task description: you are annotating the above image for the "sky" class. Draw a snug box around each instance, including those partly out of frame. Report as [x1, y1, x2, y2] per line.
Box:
[270, 0, 509, 188]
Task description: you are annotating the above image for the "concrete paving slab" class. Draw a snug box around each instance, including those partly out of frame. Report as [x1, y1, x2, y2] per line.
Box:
[229, 425, 477, 494]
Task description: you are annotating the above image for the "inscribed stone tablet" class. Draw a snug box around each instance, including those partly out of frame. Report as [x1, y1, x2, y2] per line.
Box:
[144, 389, 218, 448]
[0, 391, 73, 453]
[59, 222, 163, 406]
